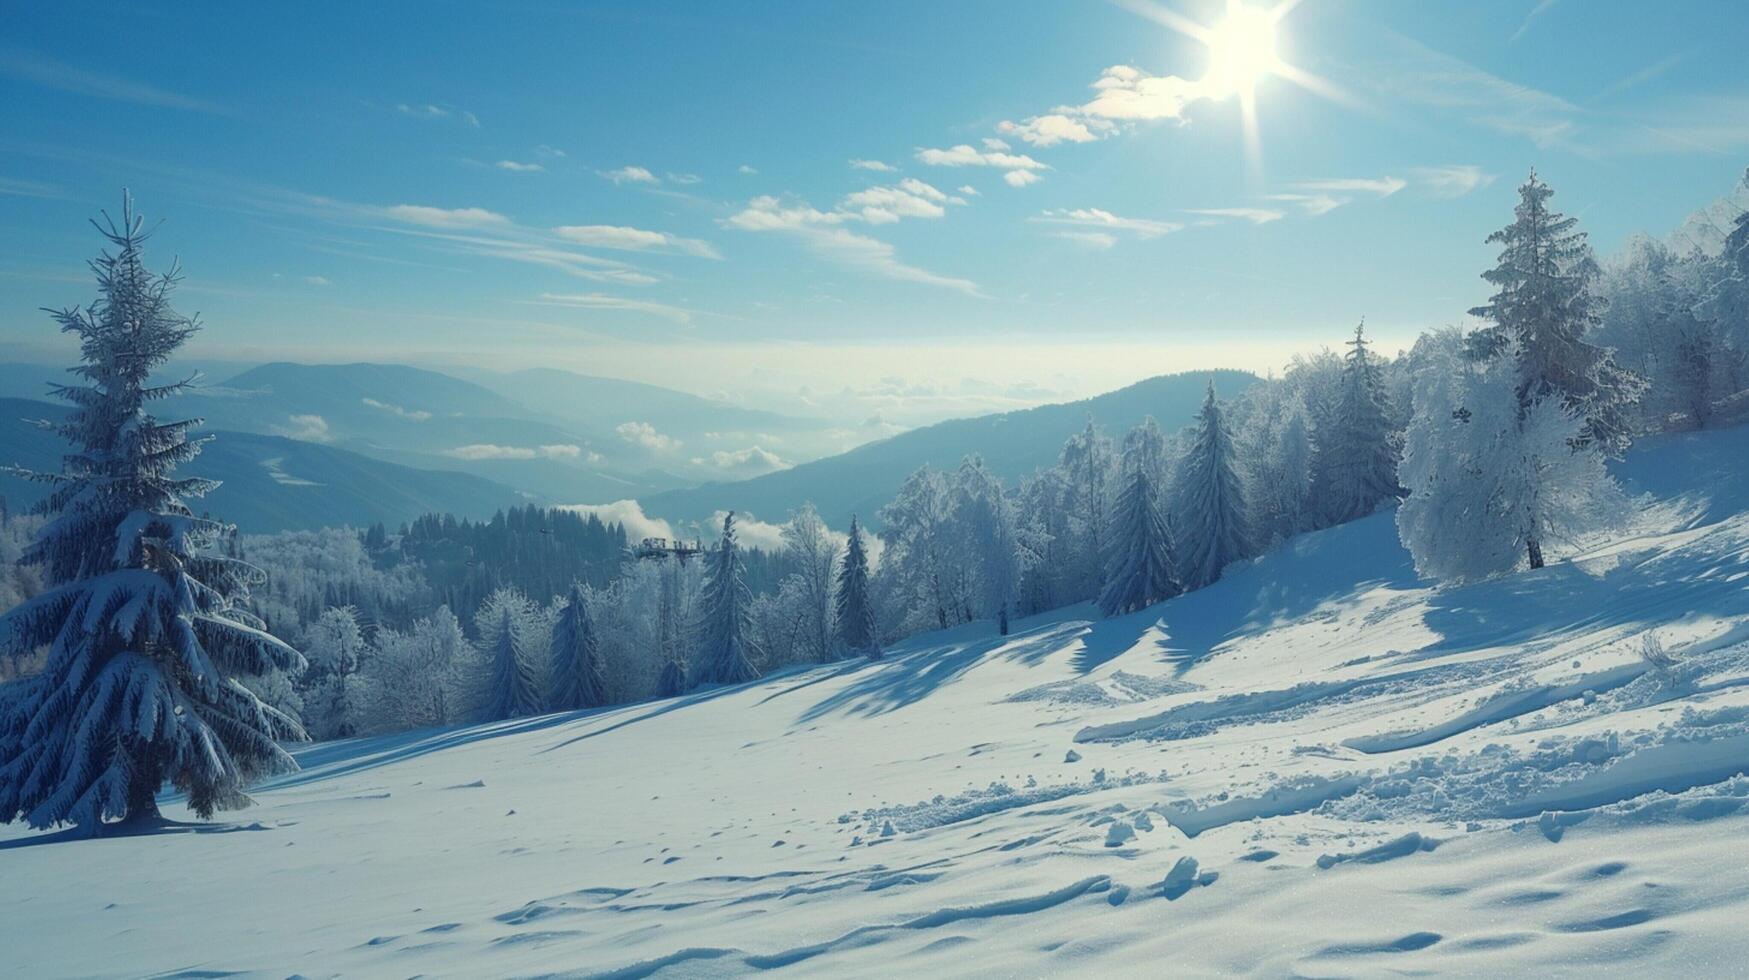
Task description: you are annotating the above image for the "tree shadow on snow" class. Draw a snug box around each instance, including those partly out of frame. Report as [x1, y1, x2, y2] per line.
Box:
[0, 816, 276, 851]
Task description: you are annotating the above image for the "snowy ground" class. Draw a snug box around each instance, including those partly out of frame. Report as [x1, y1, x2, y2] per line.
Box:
[6, 428, 1749, 977]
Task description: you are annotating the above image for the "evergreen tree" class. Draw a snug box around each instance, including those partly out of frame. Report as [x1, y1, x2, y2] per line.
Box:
[1398, 330, 1626, 581]
[1322, 321, 1401, 523]
[1099, 417, 1179, 616]
[656, 658, 688, 699]
[0, 195, 306, 832]
[548, 583, 607, 711]
[305, 605, 366, 739]
[1058, 419, 1115, 600]
[690, 512, 761, 687]
[475, 590, 540, 721]
[951, 456, 1029, 635]
[834, 516, 880, 658]
[1467, 170, 1646, 457]
[1175, 381, 1251, 589]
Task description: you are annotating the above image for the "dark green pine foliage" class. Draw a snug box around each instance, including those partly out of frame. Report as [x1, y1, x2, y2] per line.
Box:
[834, 516, 880, 658]
[1175, 382, 1251, 590]
[0, 195, 306, 833]
[548, 583, 607, 711]
[1322, 321, 1402, 524]
[690, 512, 761, 688]
[479, 603, 540, 721]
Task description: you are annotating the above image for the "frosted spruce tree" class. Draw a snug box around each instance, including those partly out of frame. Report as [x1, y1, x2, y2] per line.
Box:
[1058, 420, 1116, 600]
[1321, 321, 1400, 524]
[0, 195, 306, 832]
[1398, 330, 1626, 581]
[548, 583, 607, 711]
[1175, 382, 1251, 590]
[1467, 170, 1645, 456]
[834, 516, 880, 659]
[690, 512, 761, 687]
[952, 456, 1029, 635]
[782, 503, 839, 662]
[304, 604, 366, 739]
[1099, 417, 1179, 616]
[475, 588, 541, 721]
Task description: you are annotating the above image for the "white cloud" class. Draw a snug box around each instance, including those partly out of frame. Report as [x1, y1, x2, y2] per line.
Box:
[560, 500, 674, 542]
[841, 179, 952, 223]
[496, 159, 545, 173]
[1412, 165, 1496, 197]
[396, 103, 479, 127]
[711, 510, 787, 553]
[552, 224, 721, 259]
[536, 144, 567, 158]
[303, 275, 332, 286]
[616, 421, 680, 451]
[1366, 28, 1580, 149]
[725, 195, 980, 294]
[277, 414, 331, 442]
[382, 204, 510, 228]
[530, 291, 699, 325]
[958, 185, 979, 196]
[1080, 65, 1205, 122]
[1034, 208, 1181, 239]
[1187, 207, 1285, 225]
[0, 49, 226, 113]
[1004, 170, 1043, 188]
[1266, 193, 1345, 217]
[443, 443, 583, 461]
[602, 165, 659, 184]
[850, 158, 895, 171]
[915, 144, 1050, 172]
[1291, 176, 1407, 197]
[998, 113, 1102, 147]
[361, 397, 432, 421]
[667, 172, 702, 185]
[738, 164, 759, 175]
[692, 445, 793, 477]
[1053, 231, 1117, 249]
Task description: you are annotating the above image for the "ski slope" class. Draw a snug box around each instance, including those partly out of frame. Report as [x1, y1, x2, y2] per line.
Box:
[6, 427, 1749, 977]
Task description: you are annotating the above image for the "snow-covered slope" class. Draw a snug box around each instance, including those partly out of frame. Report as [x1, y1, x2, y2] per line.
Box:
[6, 428, 1749, 976]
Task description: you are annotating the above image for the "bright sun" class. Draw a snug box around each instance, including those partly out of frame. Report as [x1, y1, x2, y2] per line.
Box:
[1202, 2, 1282, 97]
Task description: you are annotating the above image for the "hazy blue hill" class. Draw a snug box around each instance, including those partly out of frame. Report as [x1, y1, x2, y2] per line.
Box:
[469, 367, 813, 433]
[640, 369, 1260, 530]
[0, 398, 524, 533]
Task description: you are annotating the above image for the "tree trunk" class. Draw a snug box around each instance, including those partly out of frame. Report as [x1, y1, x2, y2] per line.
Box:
[998, 603, 1010, 636]
[1527, 536, 1545, 570]
[121, 752, 163, 827]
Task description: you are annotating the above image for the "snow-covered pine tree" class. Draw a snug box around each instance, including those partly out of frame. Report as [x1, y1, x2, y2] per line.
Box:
[1058, 419, 1115, 601]
[690, 512, 761, 687]
[1175, 381, 1251, 590]
[304, 604, 367, 739]
[1322, 321, 1401, 523]
[834, 516, 880, 658]
[951, 456, 1029, 635]
[879, 466, 962, 632]
[1099, 417, 1179, 616]
[548, 583, 607, 711]
[782, 503, 839, 662]
[475, 589, 541, 721]
[1467, 170, 1646, 457]
[1398, 329, 1626, 581]
[0, 195, 306, 832]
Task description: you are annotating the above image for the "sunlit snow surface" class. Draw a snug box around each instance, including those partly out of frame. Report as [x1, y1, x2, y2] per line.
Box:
[6, 428, 1749, 976]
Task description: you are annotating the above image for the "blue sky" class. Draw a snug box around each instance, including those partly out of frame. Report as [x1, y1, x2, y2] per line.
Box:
[2, 0, 1746, 420]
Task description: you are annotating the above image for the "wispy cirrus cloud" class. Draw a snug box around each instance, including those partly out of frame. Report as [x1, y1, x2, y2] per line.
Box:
[1187, 207, 1286, 225]
[1033, 208, 1182, 242]
[444, 443, 582, 461]
[850, 158, 896, 172]
[380, 204, 510, 229]
[396, 102, 480, 127]
[526, 291, 702, 326]
[553, 224, 722, 259]
[0, 47, 227, 113]
[1411, 165, 1496, 197]
[495, 159, 545, 173]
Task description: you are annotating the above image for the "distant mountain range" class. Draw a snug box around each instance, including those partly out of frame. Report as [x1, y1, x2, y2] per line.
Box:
[0, 362, 1258, 538]
[639, 369, 1260, 532]
[0, 398, 521, 533]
